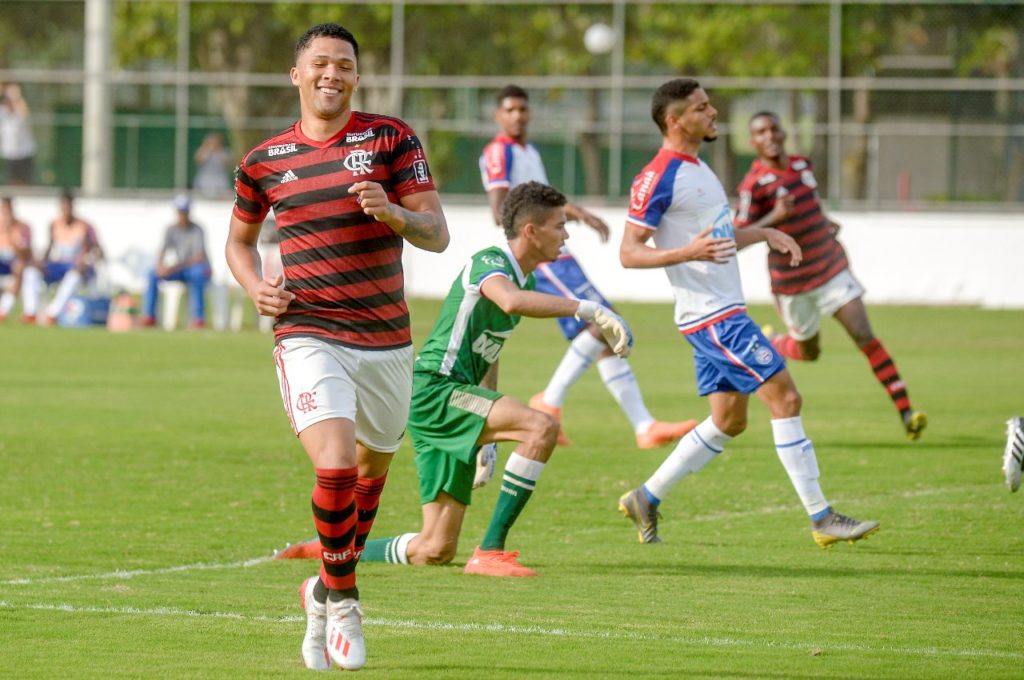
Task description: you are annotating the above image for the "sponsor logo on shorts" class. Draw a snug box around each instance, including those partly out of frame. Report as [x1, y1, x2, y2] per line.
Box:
[754, 346, 775, 365]
[296, 391, 318, 413]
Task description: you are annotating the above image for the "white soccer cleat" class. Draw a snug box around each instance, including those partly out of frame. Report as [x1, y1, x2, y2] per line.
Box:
[298, 577, 330, 671]
[1003, 416, 1024, 493]
[473, 443, 497, 489]
[326, 597, 366, 671]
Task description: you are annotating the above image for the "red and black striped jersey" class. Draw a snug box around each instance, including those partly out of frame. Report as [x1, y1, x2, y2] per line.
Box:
[735, 156, 848, 296]
[234, 113, 436, 350]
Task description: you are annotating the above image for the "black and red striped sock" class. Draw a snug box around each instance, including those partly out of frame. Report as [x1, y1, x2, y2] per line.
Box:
[860, 338, 912, 417]
[354, 474, 388, 561]
[312, 466, 359, 599]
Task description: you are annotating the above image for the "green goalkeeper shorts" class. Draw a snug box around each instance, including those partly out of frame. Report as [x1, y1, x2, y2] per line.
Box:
[409, 370, 500, 506]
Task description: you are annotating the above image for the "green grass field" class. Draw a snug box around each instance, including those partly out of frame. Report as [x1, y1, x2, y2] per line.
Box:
[2, 301, 1022, 678]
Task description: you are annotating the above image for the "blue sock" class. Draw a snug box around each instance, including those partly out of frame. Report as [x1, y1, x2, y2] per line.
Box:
[810, 506, 831, 522]
[642, 484, 661, 507]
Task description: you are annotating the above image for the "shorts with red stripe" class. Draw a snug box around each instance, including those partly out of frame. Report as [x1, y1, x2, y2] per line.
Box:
[686, 313, 786, 396]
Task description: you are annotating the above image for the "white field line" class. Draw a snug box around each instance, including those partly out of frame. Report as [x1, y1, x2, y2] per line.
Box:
[0, 556, 272, 586]
[0, 599, 1021, 662]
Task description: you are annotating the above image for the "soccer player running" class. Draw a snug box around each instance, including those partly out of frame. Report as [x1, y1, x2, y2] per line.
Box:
[362, 181, 632, 577]
[735, 111, 926, 441]
[225, 23, 450, 672]
[616, 78, 879, 549]
[480, 84, 694, 449]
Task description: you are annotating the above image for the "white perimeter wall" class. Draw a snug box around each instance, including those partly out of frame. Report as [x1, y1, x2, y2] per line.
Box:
[10, 197, 1024, 309]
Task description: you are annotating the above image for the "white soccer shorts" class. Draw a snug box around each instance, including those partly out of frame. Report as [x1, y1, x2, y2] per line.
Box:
[273, 336, 413, 453]
[774, 268, 865, 341]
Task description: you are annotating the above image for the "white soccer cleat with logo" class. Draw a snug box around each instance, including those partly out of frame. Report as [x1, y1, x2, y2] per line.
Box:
[298, 576, 330, 671]
[326, 597, 366, 670]
[1003, 416, 1024, 492]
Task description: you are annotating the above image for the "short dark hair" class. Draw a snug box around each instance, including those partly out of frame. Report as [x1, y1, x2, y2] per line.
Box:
[501, 181, 567, 240]
[651, 78, 702, 135]
[749, 110, 780, 127]
[295, 23, 359, 63]
[496, 84, 529, 107]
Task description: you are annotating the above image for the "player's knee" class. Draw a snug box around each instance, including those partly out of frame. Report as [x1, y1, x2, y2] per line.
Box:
[535, 412, 560, 450]
[777, 388, 803, 416]
[715, 413, 747, 437]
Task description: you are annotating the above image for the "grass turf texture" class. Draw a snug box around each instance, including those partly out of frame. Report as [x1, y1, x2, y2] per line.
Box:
[1, 302, 1022, 678]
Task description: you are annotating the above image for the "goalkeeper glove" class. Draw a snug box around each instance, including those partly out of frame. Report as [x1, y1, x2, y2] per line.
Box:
[575, 300, 634, 358]
[473, 443, 498, 489]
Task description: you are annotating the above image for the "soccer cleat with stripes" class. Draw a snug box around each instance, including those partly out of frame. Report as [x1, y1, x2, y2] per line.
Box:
[298, 577, 330, 671]
[463, 546, 538, 577]
[811, 510, 880, 548]
[618, 487, 662, 544]
[325, 597, 366, 670]
[528, 393, 572, 446]
[1002, 416, 1024, 492]
[636, 419, 698, 449]
[274, 537, 321, 559]
[903, 411, 928, 441]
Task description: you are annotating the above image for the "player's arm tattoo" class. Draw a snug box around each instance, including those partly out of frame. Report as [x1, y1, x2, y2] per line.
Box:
[393, 207, 449, 252]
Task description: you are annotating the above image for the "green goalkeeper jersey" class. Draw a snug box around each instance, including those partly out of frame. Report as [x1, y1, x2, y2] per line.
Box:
[414, 244, 535, 386]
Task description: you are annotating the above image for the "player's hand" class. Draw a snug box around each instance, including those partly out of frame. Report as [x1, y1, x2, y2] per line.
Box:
[473, 443, 497, 489]
[765, 229, 802, 267]
[685, 224, 736, 264]
[770, 192, 795, 224]
[349, 181, 395, 222]
[252, 273, 295, 316]
[576, 300, 634, 358]
[582, 211, 611, 243]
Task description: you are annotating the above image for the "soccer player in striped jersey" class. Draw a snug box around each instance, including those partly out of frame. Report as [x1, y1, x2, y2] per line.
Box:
[616, 78, 879, 550]
[225, 23, 450, 672]
[735, 111, 926, 441]
[359, 181, 631, 577]
[479, 85, 695, 450]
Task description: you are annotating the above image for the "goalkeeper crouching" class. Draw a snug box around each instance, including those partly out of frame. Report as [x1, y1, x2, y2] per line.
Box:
[278, 181, 633, 576]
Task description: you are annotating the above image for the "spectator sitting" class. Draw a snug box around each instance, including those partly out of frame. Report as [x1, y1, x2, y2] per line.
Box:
[141, 193, 211, 329]
[21, 189, 104, 325]
[0, 196, 34, 321]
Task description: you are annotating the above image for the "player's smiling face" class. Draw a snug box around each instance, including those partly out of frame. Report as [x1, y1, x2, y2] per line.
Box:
[496, 97, 530, 142]
[750, 115, 786, 161]
[291, 36, 360, 121]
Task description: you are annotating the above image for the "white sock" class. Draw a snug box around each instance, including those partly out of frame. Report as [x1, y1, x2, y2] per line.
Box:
[20, 266, 42, 316]
[505, 451, 546, 484]
[0, 291, 14, 317]
[597, 356, 654, 434]
[387, 532, 418, 565]
[772, 416, 830, 517]
[542, 332, 605, 407]
[46, 269, 82, 319]
[644, 416, 731, 501]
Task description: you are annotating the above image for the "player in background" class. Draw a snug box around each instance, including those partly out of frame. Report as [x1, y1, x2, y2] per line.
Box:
[617, 78, 879, 549]
[278, 182, 633, 578]
[225, 23, 449, 672]
[0, 196, 34, 321]
[1004, 416, 1024, 492]
[735, 111, 927, 441]
[480, 84, 695, 449]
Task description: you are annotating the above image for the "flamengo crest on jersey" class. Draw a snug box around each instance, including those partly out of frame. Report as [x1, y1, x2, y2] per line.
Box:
[479, 135, 549, 191]
[414, 244, 535, 386]
[735, 156, 849, 296]
[627, 148, 746, 334]
[233, 113, 436, 350]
